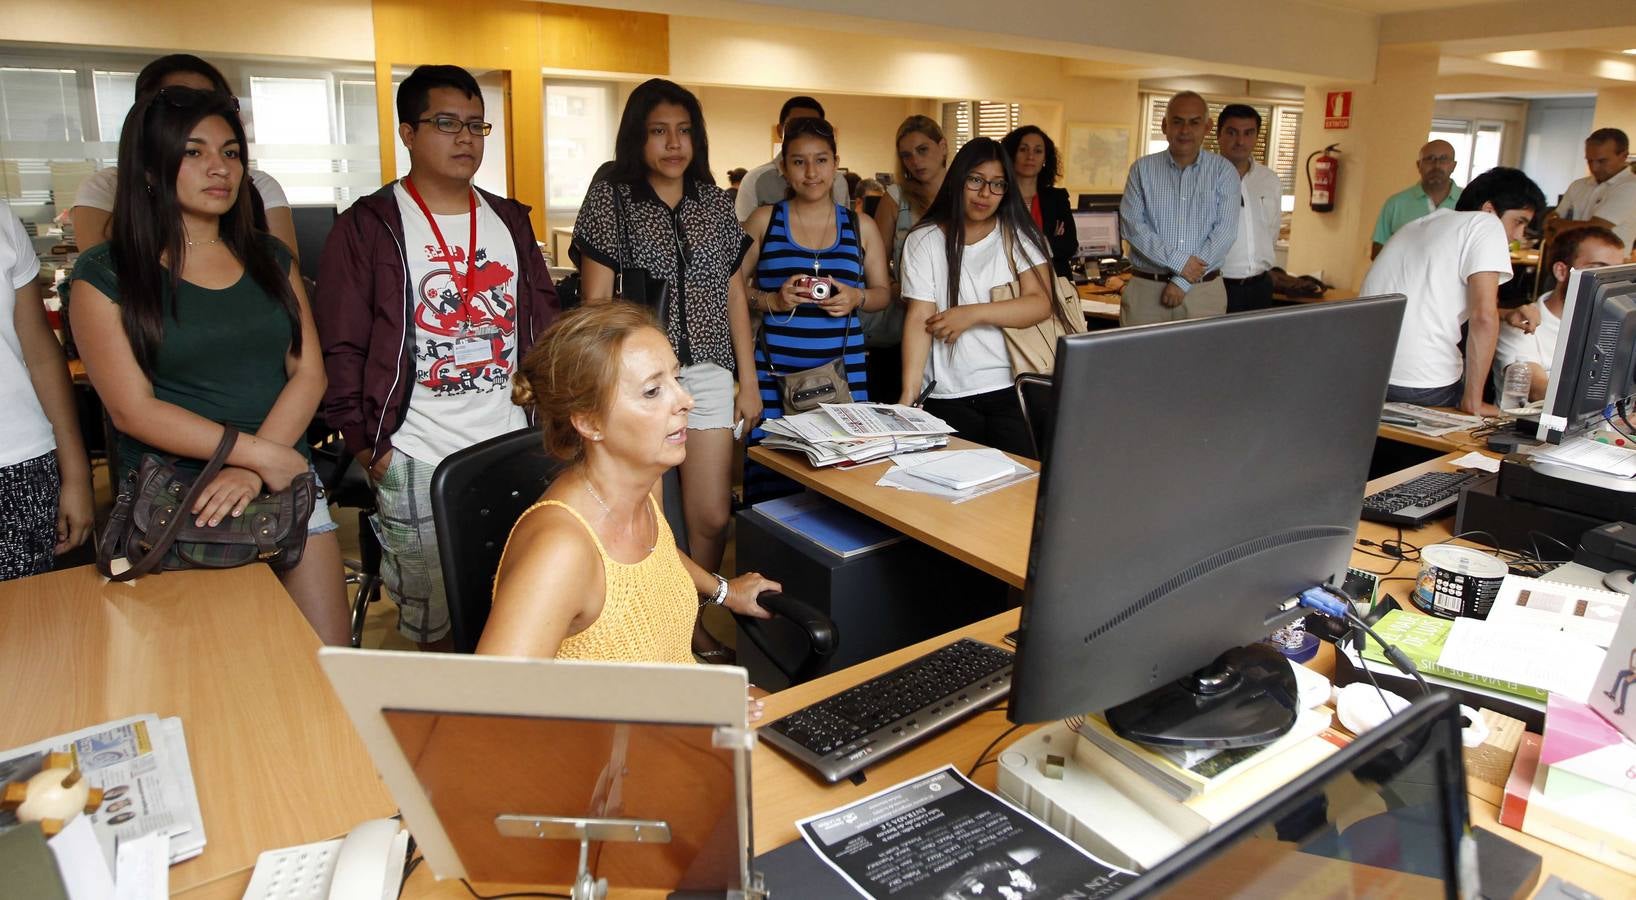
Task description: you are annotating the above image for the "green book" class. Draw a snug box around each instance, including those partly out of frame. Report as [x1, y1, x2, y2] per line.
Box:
[1361, 610, 1549, 702]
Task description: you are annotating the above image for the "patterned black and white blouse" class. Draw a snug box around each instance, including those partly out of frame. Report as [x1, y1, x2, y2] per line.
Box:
[572, 175, 751, 374]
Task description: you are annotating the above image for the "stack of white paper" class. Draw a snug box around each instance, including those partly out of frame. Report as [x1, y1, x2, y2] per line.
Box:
[759, 403, 953, 467]
[876, 448, 1036, 502]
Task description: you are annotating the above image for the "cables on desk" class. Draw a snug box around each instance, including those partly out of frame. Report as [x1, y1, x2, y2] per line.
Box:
[967, 723, 1024, 778]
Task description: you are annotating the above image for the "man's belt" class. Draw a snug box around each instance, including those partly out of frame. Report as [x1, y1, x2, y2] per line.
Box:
[1221, 271, 1271, 286]
[1130, 268, 1221, 283]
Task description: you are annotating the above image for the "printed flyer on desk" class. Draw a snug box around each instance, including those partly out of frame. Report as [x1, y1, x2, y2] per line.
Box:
[797, 766, 1134, 899]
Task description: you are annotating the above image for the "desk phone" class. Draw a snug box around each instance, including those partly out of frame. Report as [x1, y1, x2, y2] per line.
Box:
[241, 817, 408, 900]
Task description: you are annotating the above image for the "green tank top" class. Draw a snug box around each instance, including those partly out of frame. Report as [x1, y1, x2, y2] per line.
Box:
[71, 237, 309, 475]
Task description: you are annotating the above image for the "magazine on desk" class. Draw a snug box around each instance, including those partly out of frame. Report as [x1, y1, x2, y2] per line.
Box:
[797, 766, 1134, 899]
[0, 714, 204, 870]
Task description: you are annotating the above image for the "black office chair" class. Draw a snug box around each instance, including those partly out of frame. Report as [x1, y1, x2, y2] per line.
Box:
[430, 427, 837, 676]
[429, 427, 564, 653]
[1015, 372, 1054, 462]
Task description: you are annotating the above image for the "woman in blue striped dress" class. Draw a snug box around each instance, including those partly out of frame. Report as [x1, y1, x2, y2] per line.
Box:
[739, 116, 891, 501]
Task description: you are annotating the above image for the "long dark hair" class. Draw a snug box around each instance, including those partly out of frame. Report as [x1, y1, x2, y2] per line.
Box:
[110, 88, 300, 374]
[608, 78, 713, 185]
[1000, 125, 1060, 188]
[912, 138, 1054, 314]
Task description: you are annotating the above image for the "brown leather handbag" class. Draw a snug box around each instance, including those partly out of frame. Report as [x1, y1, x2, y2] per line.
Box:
[95, 427, 317, 581]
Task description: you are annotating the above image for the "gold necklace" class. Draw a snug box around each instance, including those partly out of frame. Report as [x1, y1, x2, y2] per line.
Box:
[583, 474, 657, 553]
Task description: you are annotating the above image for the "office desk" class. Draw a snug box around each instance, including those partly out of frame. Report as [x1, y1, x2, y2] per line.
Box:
[748, 439, 1037, 588]
[1377, 418, 1487, 454]
[0, 565, 395, 899]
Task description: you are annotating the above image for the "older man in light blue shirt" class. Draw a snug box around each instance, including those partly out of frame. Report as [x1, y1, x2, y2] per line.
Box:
[1119, 91, 1240, 325]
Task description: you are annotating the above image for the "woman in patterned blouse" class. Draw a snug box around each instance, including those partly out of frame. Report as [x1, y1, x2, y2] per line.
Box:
[570, 80, 758, 651]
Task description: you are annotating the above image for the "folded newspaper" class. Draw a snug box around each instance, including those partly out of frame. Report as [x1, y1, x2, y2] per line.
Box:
[0, 714, 205, 870]
[761, 403, 953, 467]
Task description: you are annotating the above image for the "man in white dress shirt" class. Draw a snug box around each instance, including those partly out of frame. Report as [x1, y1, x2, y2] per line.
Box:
[734, 95, 849, 222]
[1545, 128, 1636, 248]
[1215, 104, 1282, 313]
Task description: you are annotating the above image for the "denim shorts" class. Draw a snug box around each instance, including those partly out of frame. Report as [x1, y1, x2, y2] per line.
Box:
[308, 465, 337, 535]
[680, 362, 735, 430]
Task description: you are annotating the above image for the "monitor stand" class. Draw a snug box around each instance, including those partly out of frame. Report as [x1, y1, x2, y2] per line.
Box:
[1104, 642, 1298, 749]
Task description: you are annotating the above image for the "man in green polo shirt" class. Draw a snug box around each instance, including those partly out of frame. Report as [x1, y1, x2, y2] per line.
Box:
[1370, 139, 1462, 259]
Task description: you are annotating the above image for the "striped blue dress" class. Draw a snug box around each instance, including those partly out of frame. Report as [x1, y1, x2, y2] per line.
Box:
[748, 201, 870, 501]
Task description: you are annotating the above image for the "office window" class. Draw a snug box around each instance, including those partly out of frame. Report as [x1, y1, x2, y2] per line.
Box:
[91, 70, 135, 156]
[941, 101, 1021, 153]
[0, 66, 85, 207]
[337, 80, 380, 208]
[1430, 118, 1503, 188]
[248, 76, 334, 206]
[544, 81, 613, 211]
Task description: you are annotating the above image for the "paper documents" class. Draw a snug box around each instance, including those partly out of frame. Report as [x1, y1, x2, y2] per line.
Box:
[877, 448, 1036, 502]
[1382, 403, 1483, 436]
[1439, 618, 1604, 702]
[1533, 435, 1636, 479]
[798, 767, 1134, 899]
[0, 715, 205, 871]
[1484, 575, 1628, 647]
[760, 404, 952, 468]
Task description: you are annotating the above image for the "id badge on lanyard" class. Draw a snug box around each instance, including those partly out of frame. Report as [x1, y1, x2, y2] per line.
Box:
[404, 177, 493, 368]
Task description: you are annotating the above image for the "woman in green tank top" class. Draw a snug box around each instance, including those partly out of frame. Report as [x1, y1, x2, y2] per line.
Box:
[70, 87, 348, 644]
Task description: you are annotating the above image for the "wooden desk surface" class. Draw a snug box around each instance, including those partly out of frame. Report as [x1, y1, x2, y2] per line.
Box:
[749, 439, 1038, 588]
[0, 565, 395, 898]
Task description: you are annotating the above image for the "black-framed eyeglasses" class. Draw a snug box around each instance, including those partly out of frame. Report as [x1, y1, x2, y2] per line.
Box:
[963, 174, 1007, 195]
[156, 85, 240, 112]
[417, 115, 493, 136]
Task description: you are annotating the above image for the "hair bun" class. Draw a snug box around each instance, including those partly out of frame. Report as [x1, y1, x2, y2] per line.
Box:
[511, 372, 536, 408]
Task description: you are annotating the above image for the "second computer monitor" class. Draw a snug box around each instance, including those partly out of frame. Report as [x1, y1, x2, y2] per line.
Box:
[1008, 295, 1406, 730]
[1073, 209, 1120, 259]
[1536, 262, 1636, 444]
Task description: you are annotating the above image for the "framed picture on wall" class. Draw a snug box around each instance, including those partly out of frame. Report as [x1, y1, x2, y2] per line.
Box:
[1064, 122, 1133, 191]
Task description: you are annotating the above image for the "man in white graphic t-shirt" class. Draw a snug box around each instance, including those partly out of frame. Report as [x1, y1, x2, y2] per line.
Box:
[316, 65, 559, 648]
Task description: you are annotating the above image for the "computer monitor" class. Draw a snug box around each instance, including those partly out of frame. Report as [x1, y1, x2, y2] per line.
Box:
[1077, 192, 1122, 211]
[1073, 209, 1121, 259]
[289, 204, 338, 285]
[1008, 295, 1406, 747]
[1120, 693, 1470, 898]
[1535, 262, 1636, 446]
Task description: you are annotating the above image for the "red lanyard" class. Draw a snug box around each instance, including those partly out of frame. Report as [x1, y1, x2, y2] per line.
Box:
[403, 177, 479, 315]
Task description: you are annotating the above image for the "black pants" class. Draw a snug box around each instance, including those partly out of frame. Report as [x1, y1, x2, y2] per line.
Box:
[1224, 271, 1275, 314]
[924, 387, 1035, 459]
[865, 342, 902, 406]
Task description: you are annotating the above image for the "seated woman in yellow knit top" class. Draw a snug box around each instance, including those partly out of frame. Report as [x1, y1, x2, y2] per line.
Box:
[476, 303, 780, 664]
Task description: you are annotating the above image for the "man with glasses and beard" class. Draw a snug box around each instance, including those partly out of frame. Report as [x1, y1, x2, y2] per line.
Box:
[314, 64, 558, 651]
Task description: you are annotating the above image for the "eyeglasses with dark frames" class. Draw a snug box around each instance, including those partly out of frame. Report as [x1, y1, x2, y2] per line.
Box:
[963, 174, 1008, 195]
[417, 115, 494, 136]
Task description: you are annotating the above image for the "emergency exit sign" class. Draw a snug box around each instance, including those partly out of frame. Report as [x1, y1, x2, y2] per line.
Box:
[1324, 91, 1352, 129]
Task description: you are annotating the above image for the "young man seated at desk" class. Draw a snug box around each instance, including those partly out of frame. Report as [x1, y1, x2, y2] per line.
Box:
[475, 304, 780, 681]
[1361, 167, 1545, 417]
[1493, 225, 1625, 402]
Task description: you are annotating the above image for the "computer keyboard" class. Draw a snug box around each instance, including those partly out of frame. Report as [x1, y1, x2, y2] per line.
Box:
[1360, 470, 1486, 527]
[759, 638, 1013, 784]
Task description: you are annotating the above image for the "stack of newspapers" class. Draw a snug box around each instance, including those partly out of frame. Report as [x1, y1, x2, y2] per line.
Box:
[0, 713, 205, 869]
[760, 403, 954, 467]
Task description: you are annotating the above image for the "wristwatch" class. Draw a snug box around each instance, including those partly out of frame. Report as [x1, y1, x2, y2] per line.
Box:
[707, 573, 729, 606]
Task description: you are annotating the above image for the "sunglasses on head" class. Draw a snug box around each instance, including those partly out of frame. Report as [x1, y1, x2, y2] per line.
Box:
[785, 118, 835, 139]
[156, 85, 240, 113]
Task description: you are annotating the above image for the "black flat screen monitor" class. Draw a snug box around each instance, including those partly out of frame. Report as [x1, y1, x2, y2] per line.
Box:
[290, 204, 339, 285]
[1117, 693, 1469, 899]
[1535, 262, 1636, 444]
[1073, 209, 1120, 259]
[1008, 295, 1405, 744]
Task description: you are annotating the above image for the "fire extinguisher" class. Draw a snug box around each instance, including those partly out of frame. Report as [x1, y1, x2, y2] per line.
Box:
[1306, 144, 1341, 212]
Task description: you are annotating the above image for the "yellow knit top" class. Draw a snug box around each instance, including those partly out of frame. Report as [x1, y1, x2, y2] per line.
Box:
[496, 495, 698, 664]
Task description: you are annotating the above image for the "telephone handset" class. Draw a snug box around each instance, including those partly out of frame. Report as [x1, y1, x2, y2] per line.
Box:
[241, 817, 409, 900]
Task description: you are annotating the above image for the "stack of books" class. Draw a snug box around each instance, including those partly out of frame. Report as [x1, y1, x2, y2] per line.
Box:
[759, 402, 952, 467]
[1516, 694, 1636, 874]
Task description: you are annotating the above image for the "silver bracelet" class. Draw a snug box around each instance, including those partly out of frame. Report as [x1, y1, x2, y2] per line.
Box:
[707, 573, 729, 606]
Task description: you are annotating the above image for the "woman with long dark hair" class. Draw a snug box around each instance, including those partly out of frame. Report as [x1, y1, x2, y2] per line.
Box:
[896, 138, 1055, 457]
[740, 117, 891, 501]
[72, 53, 297, 256]
[70, 87, 346, 643]
[1001, 125, 1078, 277]
[570, 79, 756, 658]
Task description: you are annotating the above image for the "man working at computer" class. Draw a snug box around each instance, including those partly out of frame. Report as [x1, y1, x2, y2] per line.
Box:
[1494, 225, 1626, 403]
[1361, 167, 1546, 416]
[1118, 91, 1239, 325]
